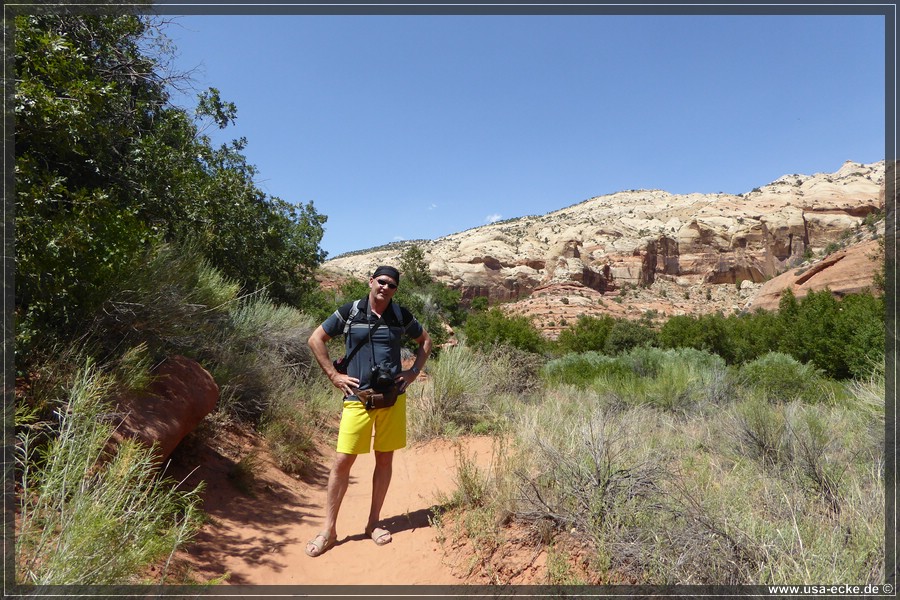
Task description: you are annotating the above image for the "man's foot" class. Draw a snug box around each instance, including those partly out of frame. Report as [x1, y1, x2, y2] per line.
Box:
[305, 531, 337, 557]
[365, 525, 392, 546]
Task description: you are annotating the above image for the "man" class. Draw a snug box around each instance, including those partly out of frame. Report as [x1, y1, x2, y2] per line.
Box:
[305, 265, 431, 557]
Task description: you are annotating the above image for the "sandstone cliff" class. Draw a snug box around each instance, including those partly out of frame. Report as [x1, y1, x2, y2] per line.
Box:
[323, 160, 885, 336]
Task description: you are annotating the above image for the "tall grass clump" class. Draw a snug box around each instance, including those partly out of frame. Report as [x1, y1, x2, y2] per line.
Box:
[409, 341, 489, 439]
[409, 340, 546, 440]
[259, 370, 337, 476]
[98, 241, 324, 427]
[94, 241, 240, 357]
[16, 360, 203, 585]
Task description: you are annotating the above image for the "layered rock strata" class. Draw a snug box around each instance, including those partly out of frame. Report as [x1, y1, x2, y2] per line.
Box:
[323, 160, 885, 332]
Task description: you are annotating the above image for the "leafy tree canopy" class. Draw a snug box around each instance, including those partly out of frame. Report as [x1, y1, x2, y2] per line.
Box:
[15, 14, 327, 358]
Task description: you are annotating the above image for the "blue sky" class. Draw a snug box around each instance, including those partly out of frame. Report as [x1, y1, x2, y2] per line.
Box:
[161, 12, 887, 258]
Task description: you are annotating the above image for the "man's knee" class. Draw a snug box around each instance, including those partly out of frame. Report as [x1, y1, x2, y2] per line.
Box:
[373, 450, 394, 468]
[332, 452, 357, 475]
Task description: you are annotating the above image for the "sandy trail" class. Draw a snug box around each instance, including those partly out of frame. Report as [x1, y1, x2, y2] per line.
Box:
[169, 432, 496, 585]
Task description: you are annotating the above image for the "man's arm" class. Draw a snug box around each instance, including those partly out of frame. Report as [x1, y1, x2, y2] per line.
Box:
[308, 325, 359, 396]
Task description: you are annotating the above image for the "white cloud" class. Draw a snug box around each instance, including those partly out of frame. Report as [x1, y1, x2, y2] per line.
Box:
[429, 203, 438, 210]
[485, 213, 502, 224]
[393, 236, 405, 242]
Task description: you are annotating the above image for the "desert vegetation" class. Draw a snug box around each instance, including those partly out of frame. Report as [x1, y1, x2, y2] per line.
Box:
[415, 342, 885, 585]
[420, 278, 885, 585]
[12, 10, 886, 590]
[13, 12, 334, 585]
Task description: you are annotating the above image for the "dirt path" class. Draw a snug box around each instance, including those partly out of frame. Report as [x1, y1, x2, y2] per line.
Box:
[167, 428, 497, 585]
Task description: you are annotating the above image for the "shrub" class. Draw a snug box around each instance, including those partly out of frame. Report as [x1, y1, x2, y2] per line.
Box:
[463, 308, 545, 355]
[603, 319, 657, 355]
[207, 292, 317, 423]
[555, 315, 616, 355]
[736, 352, 833, 404]
[408, 342, 488, 439]
[733, 395, 789, 466]
[542, 351, 631, 388]
[482, 343, 546, 397]
[513, 404, 662, 538]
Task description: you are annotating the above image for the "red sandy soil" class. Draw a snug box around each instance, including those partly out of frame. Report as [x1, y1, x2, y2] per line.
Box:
[164, 424, 499, 586]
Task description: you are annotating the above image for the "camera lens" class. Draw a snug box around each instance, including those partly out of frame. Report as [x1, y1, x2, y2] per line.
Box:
[371, 364, 394, 392]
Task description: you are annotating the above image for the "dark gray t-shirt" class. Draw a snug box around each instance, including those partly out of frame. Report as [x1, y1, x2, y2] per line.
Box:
[321, 298, 424, 392]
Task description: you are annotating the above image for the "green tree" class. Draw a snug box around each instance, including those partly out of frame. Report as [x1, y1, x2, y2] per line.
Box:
[463, 308, 545, 354]
[398, 244, 433, 287]
[780, 290, 843, 377]
[15, 14, 327, 360]
[470, 296, 489, 312]
[724, 309, 781, 365]
[603, 319, 657, 355]
[775, 289, 883, 379]
[658, 315, 705, 351]
[831, 292, 884, 379]
[15, 14, 167, 350]
[556, 315, 616, 354]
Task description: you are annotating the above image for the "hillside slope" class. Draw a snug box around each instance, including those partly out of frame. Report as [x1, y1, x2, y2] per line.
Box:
[323, 160, 884, 336]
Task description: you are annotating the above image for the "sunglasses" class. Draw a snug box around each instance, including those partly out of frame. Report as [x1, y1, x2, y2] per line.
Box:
[375, 278, 398, 289]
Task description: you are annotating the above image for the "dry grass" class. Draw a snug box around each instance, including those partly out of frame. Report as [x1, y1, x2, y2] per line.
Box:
[436, 347, 886, 586]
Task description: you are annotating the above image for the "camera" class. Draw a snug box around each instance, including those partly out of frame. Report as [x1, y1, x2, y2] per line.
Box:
[370, 363, 395, 392]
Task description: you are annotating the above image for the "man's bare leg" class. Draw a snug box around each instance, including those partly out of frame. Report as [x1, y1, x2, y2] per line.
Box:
[365, 450, 394, 544]
[307, 451, 356, 555]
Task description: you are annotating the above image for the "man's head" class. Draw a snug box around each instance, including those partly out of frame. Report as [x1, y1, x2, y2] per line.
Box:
[369, 265, 400, 303]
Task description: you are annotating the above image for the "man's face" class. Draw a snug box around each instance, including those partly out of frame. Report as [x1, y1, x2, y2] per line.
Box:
[370, 274, 398, 301]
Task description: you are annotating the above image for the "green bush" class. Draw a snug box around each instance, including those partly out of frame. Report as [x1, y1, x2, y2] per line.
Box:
[543, 347, 730, 414]
[555, 314, 616, 354]
[736, 352, 833, 404]
[542, 351, 632, 388]
[463, 308, 546, 355]
[603, 319, 657, 355]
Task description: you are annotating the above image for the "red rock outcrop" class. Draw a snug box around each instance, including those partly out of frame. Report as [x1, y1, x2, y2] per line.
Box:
[747, 238, 883, 312]
[111, 355, 219, 465]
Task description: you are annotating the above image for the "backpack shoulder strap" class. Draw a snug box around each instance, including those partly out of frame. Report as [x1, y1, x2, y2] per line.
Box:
[343, 299, 364, 336]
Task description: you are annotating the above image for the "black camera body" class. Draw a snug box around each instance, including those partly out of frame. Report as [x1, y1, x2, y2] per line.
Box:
[370, 363, 396, 392]
[333, 357, 348, 374]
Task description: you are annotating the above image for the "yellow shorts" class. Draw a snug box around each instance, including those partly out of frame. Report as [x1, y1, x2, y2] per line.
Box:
[336, 393, 407, 455]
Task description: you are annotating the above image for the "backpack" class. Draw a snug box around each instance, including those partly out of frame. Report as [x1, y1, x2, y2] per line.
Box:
[342, 297, 403, 336]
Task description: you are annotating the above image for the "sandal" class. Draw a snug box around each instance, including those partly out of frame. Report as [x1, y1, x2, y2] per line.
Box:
[305, 531, 337, 557]
[365, 525, 392, 546]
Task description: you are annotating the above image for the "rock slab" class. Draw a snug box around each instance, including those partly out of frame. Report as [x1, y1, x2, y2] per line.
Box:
[112, 355, 219, 465]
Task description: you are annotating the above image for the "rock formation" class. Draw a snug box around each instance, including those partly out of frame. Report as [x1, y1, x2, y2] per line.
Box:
[111, 355, 219, 465]
[323, 160, 885, 336]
